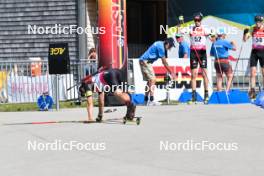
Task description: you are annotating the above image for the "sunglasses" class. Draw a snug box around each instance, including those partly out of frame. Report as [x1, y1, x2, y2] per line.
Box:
[194, 19, 201, 22]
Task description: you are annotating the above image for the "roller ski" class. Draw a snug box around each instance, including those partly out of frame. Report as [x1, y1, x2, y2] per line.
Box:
[95, 108, 117, 122]
[123, 103, 141, 125]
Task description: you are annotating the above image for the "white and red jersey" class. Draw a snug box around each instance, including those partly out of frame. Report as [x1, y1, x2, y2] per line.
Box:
[252, 26, 264, 50]
[190, 26, 208, 50]
[92, 72, 107, 89]
[82, 72, 107, 92]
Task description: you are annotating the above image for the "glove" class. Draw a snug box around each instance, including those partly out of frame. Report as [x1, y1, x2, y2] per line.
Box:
[164, 73, 171, 82]
[243, 28, 250, 35]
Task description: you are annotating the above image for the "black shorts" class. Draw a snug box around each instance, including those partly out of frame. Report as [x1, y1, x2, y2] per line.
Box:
[103, 69, 127, 92]
[190, 49, 207, 69]
[214, 61, 232, 75]
[250, 49, 264, 68]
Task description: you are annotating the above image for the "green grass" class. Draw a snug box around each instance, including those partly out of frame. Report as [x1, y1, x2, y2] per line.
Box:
[0, 103, 39, 112]
[0, 99, 179, 112]
[0, 100, 98, 112]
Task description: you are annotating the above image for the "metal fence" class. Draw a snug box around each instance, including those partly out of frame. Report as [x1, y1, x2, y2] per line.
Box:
[212, 58, 263, 91]
[0, 60, 97, 104]
[0, 58, 263, 104]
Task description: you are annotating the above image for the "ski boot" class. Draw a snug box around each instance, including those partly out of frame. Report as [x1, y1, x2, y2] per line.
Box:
[187, 91, 197, 105]
[123, 103, 140, 125]
[204, 91, 209, 104]
[96, 114, 103, 122]
[125, 103, 136, 120]
[248, 88, 256, 101]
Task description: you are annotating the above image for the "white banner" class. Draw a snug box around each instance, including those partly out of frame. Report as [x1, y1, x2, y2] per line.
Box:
[6, 74, 77, 103]
[133, 58, 213, 101]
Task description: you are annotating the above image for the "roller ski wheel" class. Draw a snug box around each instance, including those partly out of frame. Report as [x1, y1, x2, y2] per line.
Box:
[123, 102, 139, 125]
[123, 116, 141, 125]
[123, 116, 133, 124]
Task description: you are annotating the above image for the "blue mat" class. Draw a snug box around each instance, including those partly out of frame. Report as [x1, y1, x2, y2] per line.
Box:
[254, 91, 264, 108]
[178, 91, 203, 103]
[208, 89, 250, 104]
[131, 94, 145, 105]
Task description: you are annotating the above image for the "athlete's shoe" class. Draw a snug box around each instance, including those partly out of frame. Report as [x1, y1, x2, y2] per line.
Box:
[249, 88, 256, 100]
[187, 91, 197, 104]
[204, 96, 209, 104]
[147, 101, 162, 106]
[124, 103, 136, 120]
[96, 115, 103, 122]
[204, 90, 209, 104]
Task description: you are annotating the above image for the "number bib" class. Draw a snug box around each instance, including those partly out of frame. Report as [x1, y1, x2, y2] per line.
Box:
[252, 27, 264, 49]
[190, 27, 207, 50]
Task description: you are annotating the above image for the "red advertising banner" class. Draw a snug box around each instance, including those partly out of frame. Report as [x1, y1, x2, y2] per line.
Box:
[98, 0, 127, 70]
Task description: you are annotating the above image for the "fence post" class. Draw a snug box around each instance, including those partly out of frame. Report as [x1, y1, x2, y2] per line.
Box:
[55, 74, 60, 111]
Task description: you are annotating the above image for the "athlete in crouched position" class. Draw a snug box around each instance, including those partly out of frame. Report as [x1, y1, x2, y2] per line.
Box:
[79, 68, 136, 122]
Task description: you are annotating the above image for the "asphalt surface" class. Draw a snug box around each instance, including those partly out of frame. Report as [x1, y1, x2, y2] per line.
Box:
[0, 104, 264, 176]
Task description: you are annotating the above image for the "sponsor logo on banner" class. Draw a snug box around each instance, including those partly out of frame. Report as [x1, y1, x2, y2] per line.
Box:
[48, 43, 70, 75]
[153, 65, 203, 89]
[98, 0, 127, 69]
[133, 58, 213, 101]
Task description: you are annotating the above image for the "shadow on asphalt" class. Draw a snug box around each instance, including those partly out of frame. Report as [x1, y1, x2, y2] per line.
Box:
[2, 118, 134, 126]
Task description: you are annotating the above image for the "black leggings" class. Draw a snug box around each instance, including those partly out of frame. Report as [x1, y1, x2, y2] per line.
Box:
[103, 69, 126, 92]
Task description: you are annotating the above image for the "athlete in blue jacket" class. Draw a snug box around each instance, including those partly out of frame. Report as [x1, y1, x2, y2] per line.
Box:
[210, 29, 236, 91]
